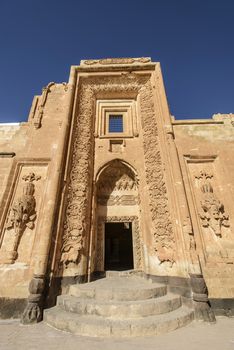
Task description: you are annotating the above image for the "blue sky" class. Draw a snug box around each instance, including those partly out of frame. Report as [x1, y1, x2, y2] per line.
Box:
[0, 0, 233, 122]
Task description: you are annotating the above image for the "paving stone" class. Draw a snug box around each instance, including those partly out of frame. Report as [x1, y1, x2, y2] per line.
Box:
[0, 317, 234, 350]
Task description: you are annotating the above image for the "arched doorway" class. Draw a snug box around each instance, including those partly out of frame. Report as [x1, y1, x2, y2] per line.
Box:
[94, 160, 142, 272]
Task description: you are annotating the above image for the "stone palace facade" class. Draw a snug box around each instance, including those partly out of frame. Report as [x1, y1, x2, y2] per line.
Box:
[0, 58, 233, 325]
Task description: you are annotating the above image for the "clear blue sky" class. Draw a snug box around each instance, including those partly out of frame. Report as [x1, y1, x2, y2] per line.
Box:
[0, 0, 233, 122]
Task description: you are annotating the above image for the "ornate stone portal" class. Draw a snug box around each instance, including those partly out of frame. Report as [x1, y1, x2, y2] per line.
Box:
[59, 73, 176, 279]
[94, 159, 142, 271]
[0, 57, 233, 322]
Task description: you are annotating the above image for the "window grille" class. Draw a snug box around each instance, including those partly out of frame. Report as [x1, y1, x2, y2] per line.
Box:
[109, 115, 123, 133]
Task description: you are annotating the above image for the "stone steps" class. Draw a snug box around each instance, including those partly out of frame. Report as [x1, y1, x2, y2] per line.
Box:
[44, 274, 194, 337]
[69, 276, 167, 301]
[57, 293, 182, 318]
[44, 305, 194, 337]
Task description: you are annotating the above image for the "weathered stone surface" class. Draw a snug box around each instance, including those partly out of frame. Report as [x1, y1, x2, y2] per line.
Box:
[44, 275, 194, 337]
[0, 57, 233, 330]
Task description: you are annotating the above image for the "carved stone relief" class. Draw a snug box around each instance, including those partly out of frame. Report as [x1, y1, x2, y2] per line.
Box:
[140, 81, 175, 266]
[3, 172, 41, 263]
[60, 83, 95, 267]
[97, 159, 137, 195]
[60, 76, 145, 267]
[194, 170, 233, 260]
[195, 171, 230, 237]
[97, 195, 138, 206]
[60, 74, 175, 269]
[96, 216, 142, 271]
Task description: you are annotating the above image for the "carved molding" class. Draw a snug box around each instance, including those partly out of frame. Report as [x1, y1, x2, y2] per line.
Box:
[82, 57, 151, 66]
[96, 216, 142, 271]
[183, 216, 196, 251]
[0, 152, 15, 158]
[97, 194, 138, 206]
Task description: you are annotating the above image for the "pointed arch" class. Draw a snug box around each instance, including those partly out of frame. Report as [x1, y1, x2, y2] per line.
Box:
[95, 159, 138, 184]
[96, 159, 138, 197]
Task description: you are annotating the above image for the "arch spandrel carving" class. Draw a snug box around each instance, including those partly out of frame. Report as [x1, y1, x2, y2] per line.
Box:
[97, 159, 138, 198]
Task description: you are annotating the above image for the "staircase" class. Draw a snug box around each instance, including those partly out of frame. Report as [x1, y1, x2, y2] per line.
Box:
[44, 271, 194, 337]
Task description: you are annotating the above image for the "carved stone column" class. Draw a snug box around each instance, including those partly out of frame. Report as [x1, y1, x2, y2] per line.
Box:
[21, 68, 76, 324]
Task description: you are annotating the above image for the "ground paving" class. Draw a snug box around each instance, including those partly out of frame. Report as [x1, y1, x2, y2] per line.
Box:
[0, 317, 234, 350]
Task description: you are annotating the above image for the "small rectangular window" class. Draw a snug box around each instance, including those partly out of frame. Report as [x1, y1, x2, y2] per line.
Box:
[109, 115, 123, 133]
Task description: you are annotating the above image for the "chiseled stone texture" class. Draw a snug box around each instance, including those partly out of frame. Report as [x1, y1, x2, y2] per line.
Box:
[0, 57, 233, 324]
[173, 114, 234, 298]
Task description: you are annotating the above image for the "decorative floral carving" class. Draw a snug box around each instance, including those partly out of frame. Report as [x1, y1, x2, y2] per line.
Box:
[132, 218, 142, 269]
[140, 81, 175, 265]
[61, 75, 146, 267]
[195, 171, 230, 237]
[5, 172, 41, 263]
[61, 83, 94, 267]
[61, 74, 173, 268]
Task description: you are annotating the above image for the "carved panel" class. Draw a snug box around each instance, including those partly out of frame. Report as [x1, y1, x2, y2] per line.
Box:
[97, 159, 137, 195]
[184, 156, 233, 262]
[140, 81, 175, 265]
[0, 164, 47, 265]
[109, 139, 125, 153]
[61, 83, 95, 267]
[195, 170, 230, 237]
[4, 172, 40, 263]
[97, 195, 138, 206]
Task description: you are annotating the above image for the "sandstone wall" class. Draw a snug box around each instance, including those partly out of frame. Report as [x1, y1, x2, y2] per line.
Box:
[173, 114, 234, 298]
[0, 83, 69, 300]
[0, 59, 233, 315]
